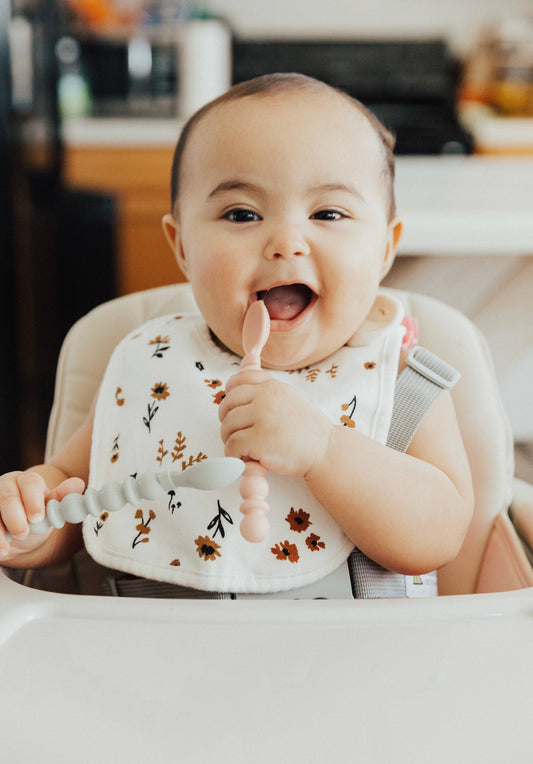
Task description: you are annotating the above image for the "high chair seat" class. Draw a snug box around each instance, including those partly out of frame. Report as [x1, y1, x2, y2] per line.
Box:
[45, 283, 519, 595]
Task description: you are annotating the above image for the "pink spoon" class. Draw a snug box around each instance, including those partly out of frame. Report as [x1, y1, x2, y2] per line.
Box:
[239, 299, 271, 542]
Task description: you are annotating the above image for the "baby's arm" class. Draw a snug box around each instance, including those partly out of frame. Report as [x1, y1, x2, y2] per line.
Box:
[0, 405, 94, 568]
[219, 369, 473, 575]
[304, 390, 473, 574]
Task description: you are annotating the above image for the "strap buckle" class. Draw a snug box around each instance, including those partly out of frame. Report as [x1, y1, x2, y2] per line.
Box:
[406, 346, 461, 391]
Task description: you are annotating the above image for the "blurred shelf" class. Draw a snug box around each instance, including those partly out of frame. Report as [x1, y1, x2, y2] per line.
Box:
[62, 116, 183, 146]
[459, 103, 533, 155]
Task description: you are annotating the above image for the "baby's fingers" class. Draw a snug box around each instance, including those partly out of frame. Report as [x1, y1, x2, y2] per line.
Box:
[48, 477, 85, 503]
[218, 384, 254, 423]
[0, 474, 86, 557]
[0, 470, 48, 549]
[0, 472, 30, 547]
[219, 401, 255, 447]
[224, 368, 271, 396]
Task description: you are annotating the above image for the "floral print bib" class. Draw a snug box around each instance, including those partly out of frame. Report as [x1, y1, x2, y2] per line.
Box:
[84, 292, 405, 593]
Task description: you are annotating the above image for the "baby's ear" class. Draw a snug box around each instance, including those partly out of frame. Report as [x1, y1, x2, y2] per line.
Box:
[161, 213, 189, 278]
[381, 216, 403, 279]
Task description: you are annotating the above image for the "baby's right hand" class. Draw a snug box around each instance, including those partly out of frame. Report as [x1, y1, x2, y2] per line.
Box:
[0, 470, 85, 561]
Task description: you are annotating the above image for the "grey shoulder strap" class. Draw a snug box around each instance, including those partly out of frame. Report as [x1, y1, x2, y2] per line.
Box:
[348, 346, 461, 599]
[386, 345, 461, 452]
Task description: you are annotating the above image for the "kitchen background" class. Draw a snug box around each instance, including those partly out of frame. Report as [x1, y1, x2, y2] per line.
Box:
[2, 0, 533, 479]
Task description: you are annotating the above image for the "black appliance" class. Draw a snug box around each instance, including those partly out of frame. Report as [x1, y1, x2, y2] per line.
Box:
[2, 0, 117, 471]
[78, 35, 177, 117]
[233, 39, 473, 155]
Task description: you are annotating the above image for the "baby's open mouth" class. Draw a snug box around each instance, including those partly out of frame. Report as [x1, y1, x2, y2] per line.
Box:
[257, 284, 315, 321]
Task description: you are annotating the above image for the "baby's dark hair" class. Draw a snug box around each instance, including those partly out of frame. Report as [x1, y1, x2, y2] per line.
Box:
[170, 72, 397, 220]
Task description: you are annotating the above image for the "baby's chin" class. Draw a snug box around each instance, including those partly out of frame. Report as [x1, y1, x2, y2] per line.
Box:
[209, 327, 338, 372]
[260, 345, 326, 372]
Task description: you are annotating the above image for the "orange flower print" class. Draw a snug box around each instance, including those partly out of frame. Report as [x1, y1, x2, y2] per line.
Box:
[115, 386, 125, 406]
[285, 508, 312, 533]
[110, 434, 120, 463]
[149, 335, 169, 345]
[306, 533, 326, 552]
[364, 361, 376, 370]
[182, 452, 208, 470]
[271, 540, 299, 563]
[149, 336, 170, 358]
[205, 379, 222, 389]
[132, 509, 156, 548]
[212, 390, 226, 405]
[169, 559, 181, 567]
[195, 535, 222, 561]
[171, 431, 187, 462]
[340, 395, 357, 428]
[94, 511, 109, 536]
[156, 439, 168, 467]
[151, 382, 170, 400]
[305, 369, 320, 383]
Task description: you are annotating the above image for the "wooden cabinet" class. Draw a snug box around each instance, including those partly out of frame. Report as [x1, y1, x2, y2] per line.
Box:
[64, 145, 186, 295]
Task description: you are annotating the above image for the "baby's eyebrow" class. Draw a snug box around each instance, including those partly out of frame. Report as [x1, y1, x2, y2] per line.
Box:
[207, 179, 367, 204]
[311, 182, 367, 204]
[208, 179, 263, 199]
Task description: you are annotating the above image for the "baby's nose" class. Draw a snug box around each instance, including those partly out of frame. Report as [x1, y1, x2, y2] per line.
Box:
[263, 226, 311, 260]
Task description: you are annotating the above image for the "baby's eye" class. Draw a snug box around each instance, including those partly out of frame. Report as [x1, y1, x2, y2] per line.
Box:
[311, 209, 347, 221]
[223, 208, 261, 223]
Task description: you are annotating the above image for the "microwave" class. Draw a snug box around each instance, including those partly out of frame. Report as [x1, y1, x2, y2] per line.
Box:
[79, 36, 178, 117]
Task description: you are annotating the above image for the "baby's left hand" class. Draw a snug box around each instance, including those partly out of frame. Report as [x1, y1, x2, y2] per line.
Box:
[218, 369, 333, 477]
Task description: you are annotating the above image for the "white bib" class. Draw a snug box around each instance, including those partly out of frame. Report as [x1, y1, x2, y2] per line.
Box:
[84, 292, 405, 593]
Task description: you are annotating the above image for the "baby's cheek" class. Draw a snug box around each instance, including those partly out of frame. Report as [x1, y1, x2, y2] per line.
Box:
[201, 249, 238, 283]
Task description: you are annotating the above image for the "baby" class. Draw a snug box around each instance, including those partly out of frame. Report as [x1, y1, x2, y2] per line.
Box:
[0, 73, 473, 596]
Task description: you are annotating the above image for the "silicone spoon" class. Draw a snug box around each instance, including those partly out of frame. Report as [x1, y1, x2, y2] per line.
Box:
[239, 299, 271, 542]
[6, 457, 245, 541]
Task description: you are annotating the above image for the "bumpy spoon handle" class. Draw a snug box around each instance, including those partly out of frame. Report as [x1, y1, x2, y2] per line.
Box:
[5, 458, 245, 542]
[239, 300, 271, 543]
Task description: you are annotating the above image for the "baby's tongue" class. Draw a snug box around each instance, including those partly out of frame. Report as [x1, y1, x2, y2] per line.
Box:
[261, 284, 310, 320]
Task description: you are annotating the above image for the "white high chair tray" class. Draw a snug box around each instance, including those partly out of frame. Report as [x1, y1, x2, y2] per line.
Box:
[0, 573, 532, 763]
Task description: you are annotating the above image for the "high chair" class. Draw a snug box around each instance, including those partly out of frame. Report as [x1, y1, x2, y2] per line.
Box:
[1, 284, 532, 763]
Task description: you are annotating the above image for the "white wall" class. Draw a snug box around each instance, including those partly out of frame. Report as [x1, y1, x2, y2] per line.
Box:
[208, 0, 533, 56]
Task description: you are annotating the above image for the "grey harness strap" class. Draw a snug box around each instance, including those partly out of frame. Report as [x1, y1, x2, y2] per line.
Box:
[348, 346, 461, 598]
[105, 346, 460, 600]
[102, 576, 231, 599]
[387, 345, 461, 453]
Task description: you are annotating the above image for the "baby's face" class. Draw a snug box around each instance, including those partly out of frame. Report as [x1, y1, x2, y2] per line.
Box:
[169, 89, 401, 370]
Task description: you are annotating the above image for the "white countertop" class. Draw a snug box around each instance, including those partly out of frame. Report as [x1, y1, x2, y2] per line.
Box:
[62, 116, 183, 146]
[395, 156, 533, 257]
[62, 118, 533, 257]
